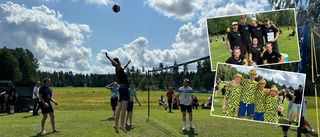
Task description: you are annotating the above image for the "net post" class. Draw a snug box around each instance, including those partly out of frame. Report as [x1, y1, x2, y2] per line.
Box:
[147, 71, 150, 122]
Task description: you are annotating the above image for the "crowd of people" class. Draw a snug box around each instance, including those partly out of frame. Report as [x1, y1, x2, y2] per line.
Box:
[225, 15, 289, 66]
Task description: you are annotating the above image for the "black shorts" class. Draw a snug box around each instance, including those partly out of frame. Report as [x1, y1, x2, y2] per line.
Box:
[40, 102, 54, 114]
[282, 117, 309, 134]
[222, 91, 225, 95]
[215, 86, 219, 91]
[180, 104, 192, 113]
[127, 101, 133, 112]
[8, 99, 16, 105]
[111, 98, 118, 108]
[0, 97, 5, 103]
[119, 85, 129, 102]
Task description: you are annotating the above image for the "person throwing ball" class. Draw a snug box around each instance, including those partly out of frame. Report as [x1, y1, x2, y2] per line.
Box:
[105, 52, 131, 133]
[177, 78, 195, 131]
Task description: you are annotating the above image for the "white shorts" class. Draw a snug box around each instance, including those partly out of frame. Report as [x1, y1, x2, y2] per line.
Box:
[291, 103, 302, 112]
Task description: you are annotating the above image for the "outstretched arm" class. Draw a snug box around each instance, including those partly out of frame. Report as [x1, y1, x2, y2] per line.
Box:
[123, 60, 131, 69]
[105, 52, 120, 69]
[135, 95, 141, 106]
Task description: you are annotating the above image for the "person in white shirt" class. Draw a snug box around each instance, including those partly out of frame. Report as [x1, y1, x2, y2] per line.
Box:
[177, 78, 195, 131]
[33, 81, 40, 116]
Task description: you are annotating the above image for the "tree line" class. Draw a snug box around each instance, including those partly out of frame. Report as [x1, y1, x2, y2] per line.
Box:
[207, 9, 295, 37]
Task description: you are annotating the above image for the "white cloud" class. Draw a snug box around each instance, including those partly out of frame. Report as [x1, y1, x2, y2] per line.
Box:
[0, 2, 92, 73]
[145, 0, 206, 21]
[84, 0, 113, 6]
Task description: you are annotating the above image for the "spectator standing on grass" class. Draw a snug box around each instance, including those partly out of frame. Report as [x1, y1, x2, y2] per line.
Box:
[167, 87, 174, 112]
[284, 89, 296, 122]
[289, 84, 303, 126]
[0, 87, 6, 113]
[177, 78, 195, 131]
[33, 81, 41, 116]
[106, 81, 119, 118]
[7, 81, 16, 115]
[125, 82, 141, 126]
[39, 78, 59, 134]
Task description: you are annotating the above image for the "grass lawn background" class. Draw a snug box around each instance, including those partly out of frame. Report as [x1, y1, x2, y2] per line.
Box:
[0, 87, 318, 137]
[209, 27, 300, 70]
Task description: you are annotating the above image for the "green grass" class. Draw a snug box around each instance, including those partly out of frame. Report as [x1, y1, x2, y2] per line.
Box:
[209, 27, 300, 70]
[0, 87, 319, 137]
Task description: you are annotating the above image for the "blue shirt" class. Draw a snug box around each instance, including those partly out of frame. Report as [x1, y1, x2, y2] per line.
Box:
[110, 87, 119, 99]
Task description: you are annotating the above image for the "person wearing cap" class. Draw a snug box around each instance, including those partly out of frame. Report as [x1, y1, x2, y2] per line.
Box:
[225, 48, 248, 66]
[264, 85, 283, 123]
[106, 81, 120, 118]
[238, 69, 258, 120]
[249, 17, 265, 46]
[262, 18, 279, 52]
[125, 82, 141, 126]
[253, 79, 268, 121]
[7, 81, 16, 115]
[262, 42, 285, 64]
[248, 38, 265, 66]
[289, 84, 304, 126]
[238, 15, 252, 57]
[222, 74, 243, 118]
[227, 21, 245, 55]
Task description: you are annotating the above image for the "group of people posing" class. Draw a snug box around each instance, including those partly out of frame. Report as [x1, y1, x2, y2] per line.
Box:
[222, 69, 302, 124]
[225, 15, 287, 66]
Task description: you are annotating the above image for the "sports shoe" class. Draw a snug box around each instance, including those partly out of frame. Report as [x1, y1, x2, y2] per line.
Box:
[293, 119, 297, 123]
[284, 118, 289, 121]
[190, 126, 195, 129]
[165, 107, 167, 110]
[182, 127, 186, 131]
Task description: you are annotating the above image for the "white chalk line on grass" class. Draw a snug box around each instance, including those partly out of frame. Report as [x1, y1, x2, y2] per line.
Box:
[211, 53, 230, 60]
[148, 116, 187, 137]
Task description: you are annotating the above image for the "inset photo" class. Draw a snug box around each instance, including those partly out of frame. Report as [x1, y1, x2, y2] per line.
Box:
[206, 9, 299, 70]
[210, 63, 306, 127]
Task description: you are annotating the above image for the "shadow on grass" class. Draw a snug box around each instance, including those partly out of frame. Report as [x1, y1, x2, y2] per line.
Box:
[30, 131, 60, 137]
[125, 124, 135, 131]
[180, 129, 198, 137]
[147, 121, 176, 136]
[286, 126, 318, 137]
[101, 117, 115, 121]
[23, 115, 40, 118]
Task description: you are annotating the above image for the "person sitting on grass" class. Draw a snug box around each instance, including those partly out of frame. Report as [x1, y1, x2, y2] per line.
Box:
[262, 42, 285, 64]
[222, 74, 243, 118]
[192, 96, 199, 109]
[287, 28, 296, 40]
[125, 82, 141, 126]
[106, 81, 120, 118]
[226, 48, 248, 66]
[158, 95, 167, 110]
[264, 85, 283, 123]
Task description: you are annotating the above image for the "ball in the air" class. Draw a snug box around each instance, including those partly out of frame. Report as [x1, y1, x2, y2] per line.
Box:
[113, 4, 120, 13]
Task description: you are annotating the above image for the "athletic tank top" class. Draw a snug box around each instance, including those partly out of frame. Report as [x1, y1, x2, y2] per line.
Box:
[116, 68, 128, 84]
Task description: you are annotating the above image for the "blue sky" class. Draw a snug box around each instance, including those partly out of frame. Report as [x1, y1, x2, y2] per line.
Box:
[0, 0, 271, 74]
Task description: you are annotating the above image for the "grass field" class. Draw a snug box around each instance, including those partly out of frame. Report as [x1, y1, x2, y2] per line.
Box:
[209, 27, 300, 70]
[0, 87, 319, 137]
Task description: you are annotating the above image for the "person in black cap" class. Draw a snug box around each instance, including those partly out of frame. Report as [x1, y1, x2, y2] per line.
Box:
[7, 81, 16, 115]
[262, 18, 279, 52]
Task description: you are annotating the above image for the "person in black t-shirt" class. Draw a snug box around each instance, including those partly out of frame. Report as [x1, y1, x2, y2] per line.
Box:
[249, 18, 264, 46]
[227, 22, 244, 55]
[289, 84, 303, 126]
[222, 35, 226, 44]
[192, 97, 199, 109]
[238, 15, 252, 57]
[39, 78, 59, 134]
[249, 38, 265, 66]
[262, 43, 285, 64]
[221, 86, 227, 96]
[226, 48, 248, 66]
[262, 18, 279, 52]
[287, 28, 296, 39]
[0, 87, 6, 113]
[7, 81, 16, 115]
[105, 52, 131, 134]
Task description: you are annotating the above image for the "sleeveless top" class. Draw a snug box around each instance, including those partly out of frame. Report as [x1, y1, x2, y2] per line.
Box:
[116, 68, 128, 84]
